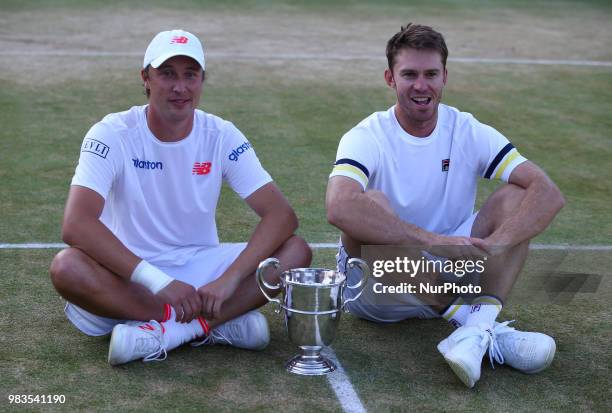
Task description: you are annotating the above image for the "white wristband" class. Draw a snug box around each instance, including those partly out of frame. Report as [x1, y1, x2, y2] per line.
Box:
[131, 260, 174, 294]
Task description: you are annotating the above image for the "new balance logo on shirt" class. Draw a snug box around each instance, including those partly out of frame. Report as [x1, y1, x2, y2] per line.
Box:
[132, 158, 163, 170]
[131, 158, 214, 175]
[192, 162, 212, 175]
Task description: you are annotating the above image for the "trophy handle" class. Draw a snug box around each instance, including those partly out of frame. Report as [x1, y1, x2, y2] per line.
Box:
[256, 257, 282, 313]
[342, 258, 370, 312]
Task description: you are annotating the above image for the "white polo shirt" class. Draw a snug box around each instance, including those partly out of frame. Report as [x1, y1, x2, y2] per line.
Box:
[329, 104, 527, 235]
[72, 105, 272, 266]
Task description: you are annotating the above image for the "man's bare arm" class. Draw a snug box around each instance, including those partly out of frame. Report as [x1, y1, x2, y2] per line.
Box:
[326, 176, 437, 246]
[478, 161, 565, 248]
[198, 182, 299, 318]
[62, 185, 201, 322]
[62, 185, 141, 277]
[227, 182, 299, 281]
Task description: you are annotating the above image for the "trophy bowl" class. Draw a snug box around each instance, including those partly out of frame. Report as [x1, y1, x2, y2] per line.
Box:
[256, 258, 369, 376]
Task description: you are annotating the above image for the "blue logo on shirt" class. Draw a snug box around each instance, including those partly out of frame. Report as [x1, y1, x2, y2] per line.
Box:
[228, 142, 252, 162]
[132, 158, 163, 170]
[82, 138, 109, 159]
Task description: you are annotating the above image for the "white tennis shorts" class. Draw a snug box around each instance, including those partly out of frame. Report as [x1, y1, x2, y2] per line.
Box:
[65, 243, 246, 336]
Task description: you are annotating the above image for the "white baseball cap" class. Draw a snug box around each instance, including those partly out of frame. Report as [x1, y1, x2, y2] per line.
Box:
[143, 29, 205, 70]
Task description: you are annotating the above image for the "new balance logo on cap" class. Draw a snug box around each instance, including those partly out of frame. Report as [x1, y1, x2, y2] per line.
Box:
[143, 29, 205, 69]
[171, 36, 188, 44]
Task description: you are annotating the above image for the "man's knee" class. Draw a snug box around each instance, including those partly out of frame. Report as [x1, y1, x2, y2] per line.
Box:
[474, 184, 526, 237]
[280, 234, 312, 269]
[261, 235, 312, 297]
[49, 248, 92, 295]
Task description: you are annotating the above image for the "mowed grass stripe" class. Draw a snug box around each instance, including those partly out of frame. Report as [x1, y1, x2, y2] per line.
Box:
[1, 64, 611, 244]
[2, 50, 612, 67]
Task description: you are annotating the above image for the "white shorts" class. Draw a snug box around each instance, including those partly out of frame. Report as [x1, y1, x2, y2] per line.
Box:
[65, 243, 246, 336]
[338, 212, 478, 323]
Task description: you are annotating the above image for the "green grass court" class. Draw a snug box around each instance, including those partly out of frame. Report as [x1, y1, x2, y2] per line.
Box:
[1, 1, 611, 411]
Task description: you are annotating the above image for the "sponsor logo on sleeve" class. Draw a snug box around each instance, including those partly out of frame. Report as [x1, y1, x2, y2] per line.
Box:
[228, 141, 252, 162]
[132, 158, 163, 170]
[82, 138, 110, 159]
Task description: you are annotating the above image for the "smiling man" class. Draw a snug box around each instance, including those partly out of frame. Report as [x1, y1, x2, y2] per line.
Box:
[326, 24, 565, 388]
[49, 30, 311, 365]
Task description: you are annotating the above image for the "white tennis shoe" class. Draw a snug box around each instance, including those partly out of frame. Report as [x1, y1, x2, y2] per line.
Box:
[438, 321, 556, 387]
[108, 320, 167, 366]
[493, 321, 556, 374]
[192, 310, 269, 351]
[438, 324, 498, 388]
[108, 310, 270, 365]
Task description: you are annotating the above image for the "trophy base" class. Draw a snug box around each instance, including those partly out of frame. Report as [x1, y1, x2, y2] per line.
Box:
[285, 352, 336, 376]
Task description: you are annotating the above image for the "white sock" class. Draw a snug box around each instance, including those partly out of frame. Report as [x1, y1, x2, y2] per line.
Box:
[464, 296, 503, 329]
[160, 304, 209, 351]
[441, 297, 470, 328]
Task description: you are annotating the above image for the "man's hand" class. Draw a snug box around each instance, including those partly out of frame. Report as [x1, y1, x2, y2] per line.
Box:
[157, 280, 202, 323]
[469, 237, 511, 257]
[427, 234, 488, 259]
[198, 276, 240, 321]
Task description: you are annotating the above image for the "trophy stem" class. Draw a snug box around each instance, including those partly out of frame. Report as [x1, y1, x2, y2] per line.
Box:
[285, 346, 336, 376]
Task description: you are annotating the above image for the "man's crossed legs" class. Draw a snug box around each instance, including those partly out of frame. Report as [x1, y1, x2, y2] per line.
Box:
[50, 236, 311, 365]
[339, 184, 556, 388]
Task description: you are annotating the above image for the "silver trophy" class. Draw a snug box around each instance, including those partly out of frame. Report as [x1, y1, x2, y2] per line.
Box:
[256, 258, 369, 375]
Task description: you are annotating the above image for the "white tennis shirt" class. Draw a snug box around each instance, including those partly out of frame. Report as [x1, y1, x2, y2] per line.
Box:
[330, 104, 526, 236]
[72, 105, 272, 266]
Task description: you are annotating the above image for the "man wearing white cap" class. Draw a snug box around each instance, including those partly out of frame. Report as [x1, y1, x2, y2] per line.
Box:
[49, 30, 312, 365]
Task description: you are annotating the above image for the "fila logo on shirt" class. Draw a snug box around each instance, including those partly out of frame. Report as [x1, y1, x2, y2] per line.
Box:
[192, 162, 212, 175]
[442, 158, 450, 172]
[449, 319, 462, 328]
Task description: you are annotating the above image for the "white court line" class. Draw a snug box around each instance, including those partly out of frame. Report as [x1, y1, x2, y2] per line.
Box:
[1, 242, 611, 251]
[529, 244, 612, 251]
[0, 243, 68, 249]
[309, 243, 612, 251]
[0, 50, 611, 67]
[322, 348, 367, 413]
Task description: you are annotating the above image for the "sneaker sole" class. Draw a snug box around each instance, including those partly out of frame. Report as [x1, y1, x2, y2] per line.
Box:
[444, 355, 477, 388]
[248, 313, 270, 351]
[107, 324, 128, 366]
